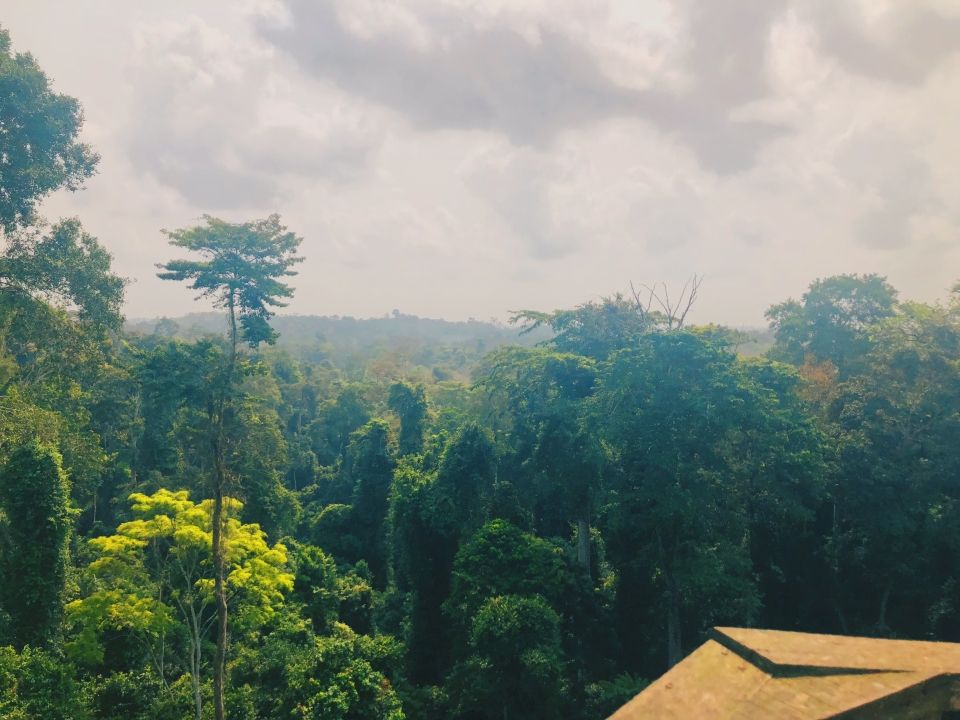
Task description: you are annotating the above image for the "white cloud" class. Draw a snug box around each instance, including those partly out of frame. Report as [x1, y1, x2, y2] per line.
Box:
[1, 0, 958, 325]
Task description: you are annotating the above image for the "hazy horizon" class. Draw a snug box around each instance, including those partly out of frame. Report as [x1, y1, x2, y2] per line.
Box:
[4, 0, 959, 325]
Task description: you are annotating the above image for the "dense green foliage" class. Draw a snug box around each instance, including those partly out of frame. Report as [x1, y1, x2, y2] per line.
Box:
[0, 28, 99, 233]
[158, 215, 303, 348]
[0, 442, 71, 649]
[3, 23, 960, 720]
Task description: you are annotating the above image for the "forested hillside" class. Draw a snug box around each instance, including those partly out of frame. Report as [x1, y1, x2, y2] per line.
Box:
[2, 22, 960, 720]
[125, 312, 547, 383]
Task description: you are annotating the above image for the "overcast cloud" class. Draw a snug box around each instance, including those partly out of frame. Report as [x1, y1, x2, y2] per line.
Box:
[3, 0, 959, 326]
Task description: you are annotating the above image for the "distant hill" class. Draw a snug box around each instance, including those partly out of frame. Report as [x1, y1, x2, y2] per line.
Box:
[125, 312, 549, 372]
[125, 313, 772, 368]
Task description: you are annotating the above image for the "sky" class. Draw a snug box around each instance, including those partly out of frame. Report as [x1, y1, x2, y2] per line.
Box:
[3, 0, 960, 326]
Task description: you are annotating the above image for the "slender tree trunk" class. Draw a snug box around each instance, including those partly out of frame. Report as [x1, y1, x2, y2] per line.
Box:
[666, 572, 682, 668]
[155, 575, 169, 691]
[192, 658, 202, 720]
[829, 497, 849, 635]
[576, 513, 591, 579]
[212, 297, 238, 720]
[878, 582, 892, 632]
[834, 601, 849, 635]
[657, 528, 682, 668]
[211, 474, 227, 720]
[188, 604, 203, 720]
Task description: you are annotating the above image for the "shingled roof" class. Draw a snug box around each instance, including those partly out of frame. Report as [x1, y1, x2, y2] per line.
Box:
[609, 627, 960, 719]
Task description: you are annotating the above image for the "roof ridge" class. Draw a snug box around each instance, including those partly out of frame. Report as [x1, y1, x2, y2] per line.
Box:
[714, 626, 960, 647]
[710, 628, 912, 677]
[826, 672, 956, 720]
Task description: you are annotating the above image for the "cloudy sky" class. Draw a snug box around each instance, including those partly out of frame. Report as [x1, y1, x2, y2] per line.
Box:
[4, 0, 960, 325]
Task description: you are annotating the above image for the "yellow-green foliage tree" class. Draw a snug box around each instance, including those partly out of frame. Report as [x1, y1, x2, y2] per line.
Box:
[66, 489, 293, 720]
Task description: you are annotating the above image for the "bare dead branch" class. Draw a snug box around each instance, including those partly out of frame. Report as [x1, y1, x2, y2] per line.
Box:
[629, 281, 650, 323]
[629, 274, 703, 330]
[676, 274, 702, 328]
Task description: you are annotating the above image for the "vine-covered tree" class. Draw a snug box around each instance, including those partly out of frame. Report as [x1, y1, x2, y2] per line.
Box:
[388, 382, 428, 456]
[478, 348, 598, 572]
[346, 419, 396, 588]
[0, 442, 71, 649]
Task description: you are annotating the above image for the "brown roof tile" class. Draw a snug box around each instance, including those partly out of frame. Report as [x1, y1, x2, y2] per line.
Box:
[714, 627, 960, 674]
[609, 639, 770, 720]
[609, 628, 960, 720]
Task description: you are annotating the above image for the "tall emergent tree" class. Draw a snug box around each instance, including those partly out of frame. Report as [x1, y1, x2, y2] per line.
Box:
[157, 214, 302, 720]
[478, 348, 598, 574]
[0, 442, 71, 648]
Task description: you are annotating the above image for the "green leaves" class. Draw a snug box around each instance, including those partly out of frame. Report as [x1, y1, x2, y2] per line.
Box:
[158, 214, 303, 348]
[449, 594, 565, 720]
[767, 274, 898, 374]
[67, 489, 293, 667]
[0, 645, 87, 720]
[0, 27, 99, 232]
[445, 520, 567, 624]
[232, 620, 405, 720]
[469, 595, 560, 665]
[388, 382, 428, 456]
[510, 294, 652, 361]
[0, 442, 71, 648]
[824, 301, 960, 633]
[0, 220, 125, 330]
[595, 330, 826, 659]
